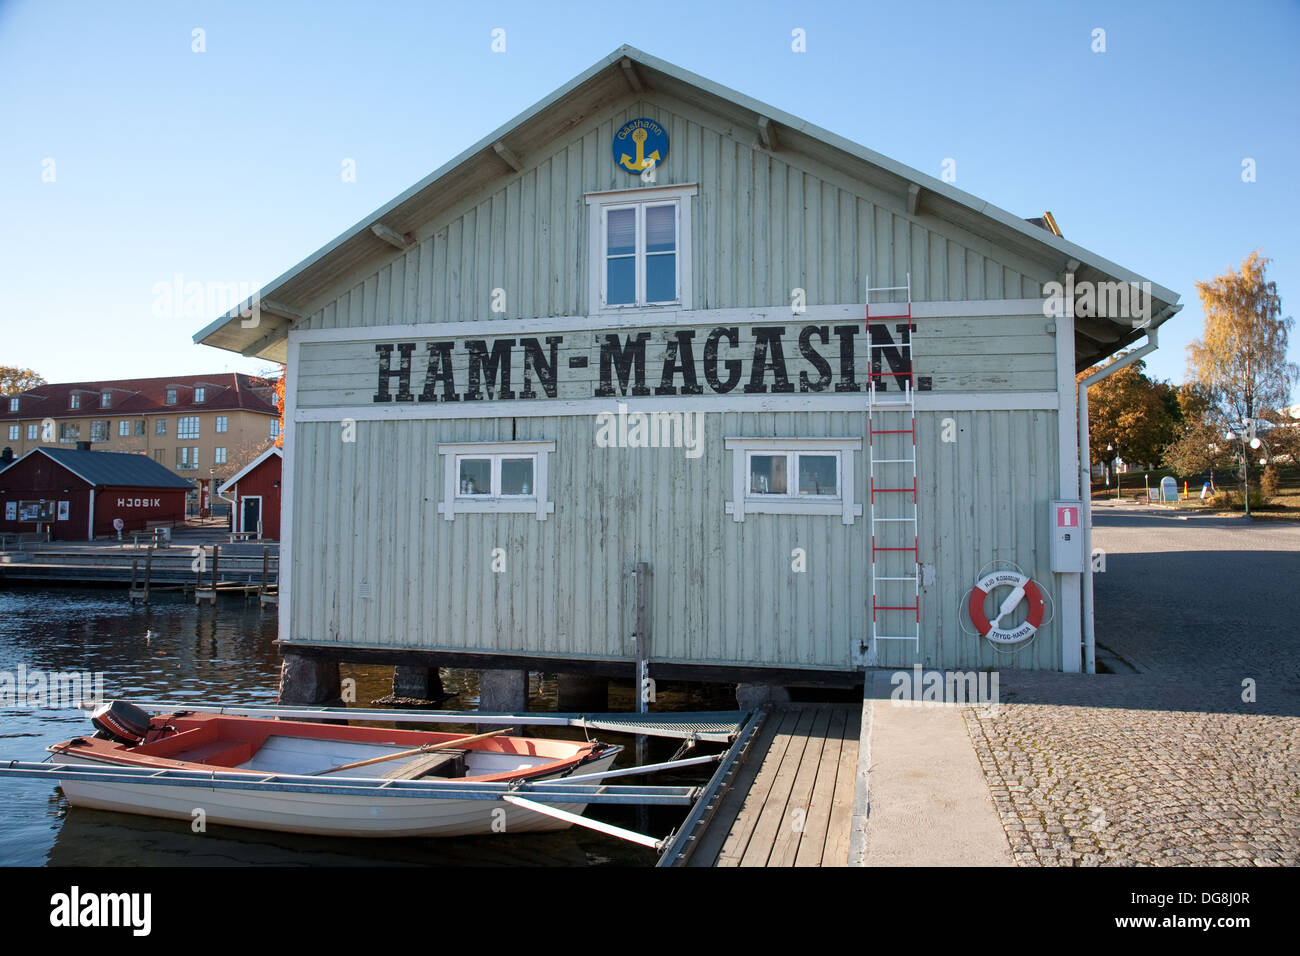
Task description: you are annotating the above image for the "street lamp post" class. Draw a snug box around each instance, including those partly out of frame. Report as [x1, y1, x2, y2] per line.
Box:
[1107, 442, 1121, 500]
[1224, 420, 1270, 518]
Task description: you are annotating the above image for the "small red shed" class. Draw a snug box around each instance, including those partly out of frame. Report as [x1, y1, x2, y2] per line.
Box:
[0, 447, 193, 541]
[218, 446, 282, 540]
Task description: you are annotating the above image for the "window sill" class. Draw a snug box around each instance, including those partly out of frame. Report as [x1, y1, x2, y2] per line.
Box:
[438, 499, 554, 517]
[725, 499, 862, 518]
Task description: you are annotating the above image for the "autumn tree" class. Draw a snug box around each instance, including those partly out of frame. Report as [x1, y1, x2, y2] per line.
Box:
[273, 373, 285, 448]
[1187, 252, 1297, 426]
[0, 367, 46, 394]
[1258, 406, 1300, 465]
[1079, 357, 1179, 481]
[1161, 383, 1234, 477]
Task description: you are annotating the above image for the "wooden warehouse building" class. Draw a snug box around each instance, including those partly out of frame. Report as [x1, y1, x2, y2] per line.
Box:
[194, 47, 1178, 707]
[0, 447, 193, 541]
[218, 446, 283, 541]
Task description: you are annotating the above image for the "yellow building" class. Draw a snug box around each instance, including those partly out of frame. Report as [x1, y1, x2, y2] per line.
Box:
[1, 373, 280, 512]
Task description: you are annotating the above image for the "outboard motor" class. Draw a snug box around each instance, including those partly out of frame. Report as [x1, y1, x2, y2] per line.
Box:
[90, 701, 153, 746]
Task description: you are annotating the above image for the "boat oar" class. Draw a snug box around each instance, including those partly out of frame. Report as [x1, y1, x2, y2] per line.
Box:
[310, 727, 514, 777]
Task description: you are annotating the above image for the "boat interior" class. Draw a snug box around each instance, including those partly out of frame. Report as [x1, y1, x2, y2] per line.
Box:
[62, 713, 600, 782]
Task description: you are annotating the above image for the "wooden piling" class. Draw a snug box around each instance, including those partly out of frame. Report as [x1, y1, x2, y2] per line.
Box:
[634, 560, 650, 831]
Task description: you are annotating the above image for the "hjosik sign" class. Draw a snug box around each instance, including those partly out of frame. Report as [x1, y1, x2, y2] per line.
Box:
[371, 322, 930, 404]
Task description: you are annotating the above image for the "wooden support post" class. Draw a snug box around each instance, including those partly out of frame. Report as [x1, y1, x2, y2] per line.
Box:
[129, 560, 139, 604]
[634, 561, 651, 832]
[143, 550, 152, 605]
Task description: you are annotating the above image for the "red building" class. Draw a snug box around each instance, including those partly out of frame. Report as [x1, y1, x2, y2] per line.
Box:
[0, 447, 193, 541]
[218, 446, 282, 540]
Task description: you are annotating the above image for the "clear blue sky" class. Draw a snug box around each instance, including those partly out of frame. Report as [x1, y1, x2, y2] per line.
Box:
[2, 0, 1296, 400]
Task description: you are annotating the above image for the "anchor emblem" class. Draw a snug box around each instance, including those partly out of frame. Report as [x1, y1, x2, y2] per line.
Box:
[619, 128, 661, 172]
[613, 118, 668, 175]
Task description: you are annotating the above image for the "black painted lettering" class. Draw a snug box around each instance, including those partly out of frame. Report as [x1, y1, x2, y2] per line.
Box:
[520, 336, 561, 399]
[868, 323, 914, 391]
[373, 343, 416, 403]
[703, 327, 742, 393]
[418, 342, 460, 402]
[595, 333, 652, 397]
[744, 326, 795, 394]
[463, 339, 516, 401]
[832, 325, 861, 393]
[655, 330, 702, 396]
[798, 325, 832, 392]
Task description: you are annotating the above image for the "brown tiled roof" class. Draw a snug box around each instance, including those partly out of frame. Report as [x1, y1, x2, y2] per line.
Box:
[1, 373, 278, 421]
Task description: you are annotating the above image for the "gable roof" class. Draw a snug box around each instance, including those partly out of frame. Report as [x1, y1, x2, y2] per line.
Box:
[1, 373, 278, 423]
[193, 44, 1179, 370]
[11, 448, 196, 489]
[217, 445, 282, 495]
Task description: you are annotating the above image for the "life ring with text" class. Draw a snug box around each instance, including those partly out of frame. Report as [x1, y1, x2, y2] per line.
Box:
[967, 571, 1045, 644]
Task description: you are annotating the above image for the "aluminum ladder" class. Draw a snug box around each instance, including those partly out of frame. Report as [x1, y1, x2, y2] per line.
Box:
[864, 274, 919, 663]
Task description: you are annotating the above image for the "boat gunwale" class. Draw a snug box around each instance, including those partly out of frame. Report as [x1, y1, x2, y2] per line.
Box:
[51, 711, 614, 785]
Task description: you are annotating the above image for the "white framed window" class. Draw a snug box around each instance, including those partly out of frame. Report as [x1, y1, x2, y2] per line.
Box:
[436, 441, 555, 521]
[7, 425, 17, 441]
[165, 388, 177, 405]
[586, 184, 695, 312]
[118, 420, 130, 437]
[216, 415, 228, 434]
[59, 423, 79, 442]
[26, 424, 38, 440]
[156, 418, 167, 435]
[177, 416, 199, 439]
[177, 446, 199, 470]
[214, 447, 227, 465]
[90, 420, 110, 442]
[8, 397, 17, 412]
[69, 393, 81, 409]
[195, 387, 205, 403]
[270, 419, 280, 440]
[724, 437, 863, 524]
[134, 419, 145, 436]
[100, 391, 111, 408]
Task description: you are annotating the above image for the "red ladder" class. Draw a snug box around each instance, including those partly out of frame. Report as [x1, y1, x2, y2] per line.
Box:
[865, 274, 919, 663]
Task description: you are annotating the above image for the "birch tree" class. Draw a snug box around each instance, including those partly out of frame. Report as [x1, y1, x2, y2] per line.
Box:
[1187, 252, 1297, 425]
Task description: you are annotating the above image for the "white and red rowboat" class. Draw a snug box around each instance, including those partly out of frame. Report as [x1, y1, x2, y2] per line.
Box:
[43, 704, 622, 838]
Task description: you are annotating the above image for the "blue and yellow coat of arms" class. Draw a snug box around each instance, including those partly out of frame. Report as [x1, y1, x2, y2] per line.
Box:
[613, 118, 668, 174]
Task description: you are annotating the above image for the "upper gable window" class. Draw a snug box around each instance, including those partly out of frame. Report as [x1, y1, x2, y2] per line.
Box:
[586, 184, 696, 312]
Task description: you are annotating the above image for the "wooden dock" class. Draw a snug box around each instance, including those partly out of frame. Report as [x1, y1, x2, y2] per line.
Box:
[685, 703, 863, 867]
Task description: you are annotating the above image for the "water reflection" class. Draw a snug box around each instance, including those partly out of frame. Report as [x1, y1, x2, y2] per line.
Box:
[0, 587, 717, 867]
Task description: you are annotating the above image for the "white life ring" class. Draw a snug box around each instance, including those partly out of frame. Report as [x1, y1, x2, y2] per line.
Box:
[967, 571, 1045, 644]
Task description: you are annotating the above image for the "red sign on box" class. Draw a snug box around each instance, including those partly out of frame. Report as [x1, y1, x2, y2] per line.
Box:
[1056, 505, 1078, 528]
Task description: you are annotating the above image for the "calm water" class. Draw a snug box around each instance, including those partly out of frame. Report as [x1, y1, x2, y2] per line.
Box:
[0, 587, 722, 866]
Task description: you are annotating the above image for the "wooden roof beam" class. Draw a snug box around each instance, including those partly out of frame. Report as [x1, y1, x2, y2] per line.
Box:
[492, 140, 525, 173]
[757, 115, 779, 151]
[258, 300, 305, 322]
[620, 57, 644, 93]
[370, 222, 415, 251]
[907, 183, 922, 216]
[240, 323, 291, 357]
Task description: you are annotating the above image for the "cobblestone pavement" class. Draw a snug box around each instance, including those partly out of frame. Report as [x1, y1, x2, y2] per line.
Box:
[961, 508, 1300, 866]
